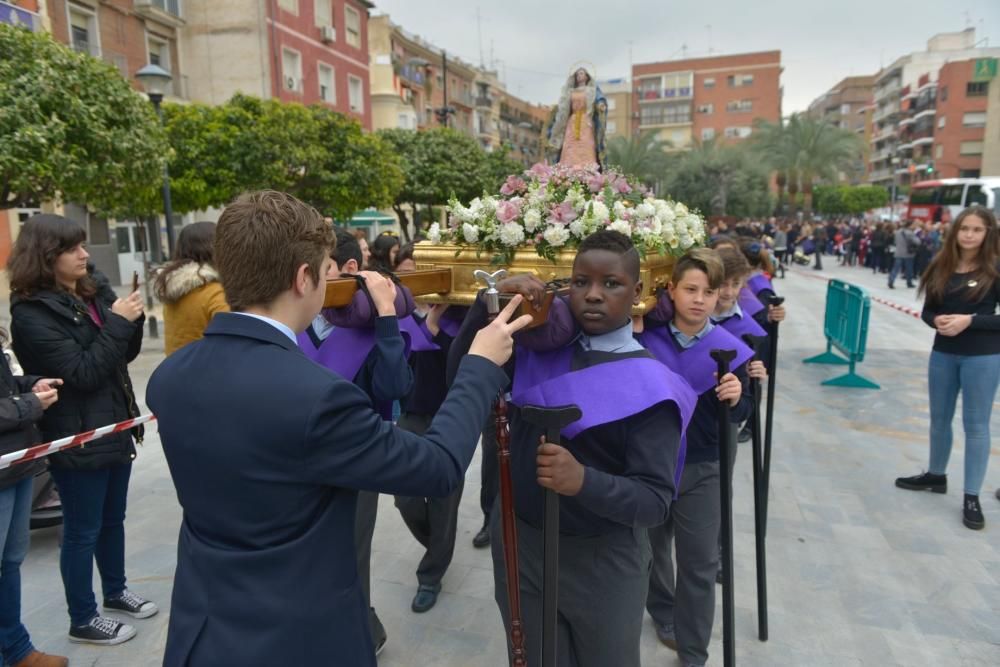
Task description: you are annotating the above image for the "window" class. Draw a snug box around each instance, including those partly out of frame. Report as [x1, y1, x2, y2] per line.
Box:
[724, 126, 752, 138]
[963, 112, 987, 127]
[16, 207, 41, 227]
[278, 0, 298, 14]
[639, 102, 691, 126]
[662, 72, 693, 98]
[939, 86, 948, 101]
[606, 120, 617, 134]
[727, 73, 753, 87]
[704, 77, 715, 88]
[281, 48, 302, 92]
[345, 5, 361, 48]
[318, 63, 335, 103]
[147, 36, 170, 71]
[348, 74, 363, 112]
[149, 0, 181, 15]
[726, 99, 753, 112]
[960, 141, 984, 155]
[68, 4, 99, 56]
[315, 0, 331, 27]
[398, 113, 410, 129]
[841, 103, 851, 115]
[701, 128, 715, 141]
[938, 115, 946, 129]
[966, 81, 988, 97]
[935, 144, 943, 159]
[638, 77, 661, 100]
[966, 185, 987, 206]
[697, 104, 713, 114]
[606, 98, 616, 111]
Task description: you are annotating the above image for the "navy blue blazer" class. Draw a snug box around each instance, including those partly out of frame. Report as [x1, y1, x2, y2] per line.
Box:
[147, 313, 507, 666]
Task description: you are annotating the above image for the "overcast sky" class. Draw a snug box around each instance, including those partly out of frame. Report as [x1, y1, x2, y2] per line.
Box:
[372, 0, 999, 113]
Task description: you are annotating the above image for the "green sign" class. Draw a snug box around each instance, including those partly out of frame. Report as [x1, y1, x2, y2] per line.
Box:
[973, 58, 997, 82]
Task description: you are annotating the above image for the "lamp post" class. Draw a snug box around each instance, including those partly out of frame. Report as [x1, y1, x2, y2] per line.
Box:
[136, 63, 176, 258]
[889, 156, 900, 222]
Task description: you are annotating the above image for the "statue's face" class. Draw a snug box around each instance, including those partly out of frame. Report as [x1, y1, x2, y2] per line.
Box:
[575, 69, 588, 86]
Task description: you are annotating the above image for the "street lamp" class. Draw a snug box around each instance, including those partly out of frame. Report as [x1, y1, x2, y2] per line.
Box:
[136, 63, 176, 258]
[889, 156, 900, 222]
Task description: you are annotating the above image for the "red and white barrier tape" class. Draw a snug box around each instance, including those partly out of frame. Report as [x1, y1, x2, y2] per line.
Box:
[868, 295, 922, 320]
[0, 414, 156, 470]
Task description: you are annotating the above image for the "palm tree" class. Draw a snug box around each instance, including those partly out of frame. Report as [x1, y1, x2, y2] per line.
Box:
[750, 114, 864, 213]
[606, 131, 672, 192]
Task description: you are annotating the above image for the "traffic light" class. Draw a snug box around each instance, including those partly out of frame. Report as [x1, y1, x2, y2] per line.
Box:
[926, 162, 935, 175]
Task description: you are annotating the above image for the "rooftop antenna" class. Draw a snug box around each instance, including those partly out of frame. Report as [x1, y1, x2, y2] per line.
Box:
[627, 39, 633, 80]
[706, 24, 713, 54]
[490, 39, 495, 71]
[681, 42, 688, 59]
[477, 7, 484, 68]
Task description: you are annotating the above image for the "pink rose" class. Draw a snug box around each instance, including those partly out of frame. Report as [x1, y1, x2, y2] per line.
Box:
[500, 175, 527, 196]
[549, 201, 577, 224]
[587, 174, 605, 193]
[496, 199, 522, 224]
[614, 177, 632, 194]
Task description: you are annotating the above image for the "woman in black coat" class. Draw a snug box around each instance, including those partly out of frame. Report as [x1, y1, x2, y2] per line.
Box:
[0, 331, 67, 667]
[8, 215, 154, 647]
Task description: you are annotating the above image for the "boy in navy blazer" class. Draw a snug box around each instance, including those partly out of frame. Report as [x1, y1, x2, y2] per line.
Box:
[147, 191, 532, 667]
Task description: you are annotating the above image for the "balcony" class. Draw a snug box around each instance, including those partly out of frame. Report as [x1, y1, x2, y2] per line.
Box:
[475, 95, 492, 109]
[71, 40, 102, 58]
[871, 125, 897, 143]
[638, 87, 693, 102]
[134, 0, 185, 27]
[451, 92, 475, 109]
[869, 168, 894, 182]
[0, 1, 42, 31]
[397, 64, 427, 87]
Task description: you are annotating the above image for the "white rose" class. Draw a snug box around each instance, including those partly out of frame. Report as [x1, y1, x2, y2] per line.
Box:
[674, 202, 689, 216]
[468, 198, 484, 217]
[462, 223, 480, 243]
[657, 203, 676, 223]
[636, 202, 656, 219]
[590, 201, 610, 223]
[613, 200, 628, 218]
[523, 208, 543, 232]
[498, 222, 525, 247]
[569, 219, 586, 238]
[427, 222, 442, 244]
[608, 219, 632, 237]
[543, 225, 570, 247]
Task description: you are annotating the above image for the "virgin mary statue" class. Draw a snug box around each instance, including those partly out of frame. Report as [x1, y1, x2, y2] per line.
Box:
[546, 67, 608, 170]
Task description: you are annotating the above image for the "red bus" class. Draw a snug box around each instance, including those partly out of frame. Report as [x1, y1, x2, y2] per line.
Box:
[907, 178, 1000, 222]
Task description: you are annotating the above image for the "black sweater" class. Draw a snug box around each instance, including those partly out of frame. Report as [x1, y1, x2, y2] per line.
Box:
[920, 270, 1000, 356]
[401, 314, 454, 418]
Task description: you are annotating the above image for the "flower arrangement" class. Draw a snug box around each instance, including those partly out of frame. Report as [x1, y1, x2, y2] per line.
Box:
[430, 163, 706, 264]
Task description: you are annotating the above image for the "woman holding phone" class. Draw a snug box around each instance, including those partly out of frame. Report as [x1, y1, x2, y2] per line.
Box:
[896, 206, 1000, 530]
[7, 215, 153, 646]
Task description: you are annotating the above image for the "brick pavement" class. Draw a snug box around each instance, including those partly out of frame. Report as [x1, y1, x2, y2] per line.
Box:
[14, 265, 1000, 666]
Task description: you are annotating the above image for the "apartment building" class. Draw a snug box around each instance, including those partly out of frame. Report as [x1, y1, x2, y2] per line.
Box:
[632, 51, 782, 149]
[806, 75, 875, 183]
[598, 77, 632, 141]
[869, 28, 1000, 188]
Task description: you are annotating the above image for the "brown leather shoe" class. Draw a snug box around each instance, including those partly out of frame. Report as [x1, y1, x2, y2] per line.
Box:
[13, 650, 69, 667]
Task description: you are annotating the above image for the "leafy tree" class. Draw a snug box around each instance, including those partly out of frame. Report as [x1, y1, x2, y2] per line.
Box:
[378, 127, 499, 241]
[750, 114, 864, 214]
[162, 95, 402, 220]
[0, 25, 167, 214]
[606, 131, 672, 191]
[662, 140, 771, 218]
[815, 184, 889, 216]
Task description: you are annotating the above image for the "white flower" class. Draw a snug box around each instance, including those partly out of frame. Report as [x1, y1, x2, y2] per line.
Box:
[674, 202, 689, 216]
[636, 202, 656, 219]
[656, 201, 676, 223]
[543, 225, 570, 247]
[613, 201, 628, 218]
[468, 198, 484, 217]
[590, 201, 610, 223]
[462, 223, 480, 243]
[608, 219, 632, 237]
[565, 188, 586, 212]
[427, 222, 442, 244]
[569, 219, 586, 238]
[523, 208, 543, 232]
[498, 222, 525, 247]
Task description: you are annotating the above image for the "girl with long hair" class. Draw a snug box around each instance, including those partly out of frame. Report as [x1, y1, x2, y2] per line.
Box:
[8, 215, 154, 646]
[896, 205, 1000, 530]
[370, 232, 400, 275]
[153, 221, 228, 356]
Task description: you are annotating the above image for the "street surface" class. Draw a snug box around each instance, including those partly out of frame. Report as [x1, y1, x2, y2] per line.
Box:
[11, 261, 1000, 666]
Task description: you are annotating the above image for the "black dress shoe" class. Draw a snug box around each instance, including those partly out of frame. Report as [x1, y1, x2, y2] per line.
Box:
[963, 494, 985, 530]
[472, 524, 490, 548]
[895, 472, 946, 494]
[411, 584, 441, 613]
[737, 424, 752, 443]
[995, 488, 1000, 502]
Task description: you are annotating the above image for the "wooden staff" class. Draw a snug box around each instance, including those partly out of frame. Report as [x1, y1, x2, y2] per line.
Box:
[742, 334, 769, 643]
[711, 348, 738, 667]
[323, 268, 452, 308]
[762, 295, 785, 528]
[475, 269, 528, 667]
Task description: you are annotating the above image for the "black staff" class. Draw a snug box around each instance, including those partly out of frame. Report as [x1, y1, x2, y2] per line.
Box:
[711, 348, 738, 667]
[742, 334, 769, 642]
[762, 295, 785, 524]
[520, 405, 582, 667]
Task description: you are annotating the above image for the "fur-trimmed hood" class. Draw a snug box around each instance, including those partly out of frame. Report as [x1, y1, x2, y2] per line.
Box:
[159, 262, 220, 304]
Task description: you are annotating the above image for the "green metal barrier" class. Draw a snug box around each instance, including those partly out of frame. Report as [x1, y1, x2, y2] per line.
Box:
[802, 279, 880, 389]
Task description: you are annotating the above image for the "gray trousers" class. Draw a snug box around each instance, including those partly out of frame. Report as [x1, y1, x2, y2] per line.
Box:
[394, 413, 463, 587]
[491, 511, 651, 667]
[479, 422, 499, 525]
[647, 460, 721, 666]
[355, 489, 385, 643]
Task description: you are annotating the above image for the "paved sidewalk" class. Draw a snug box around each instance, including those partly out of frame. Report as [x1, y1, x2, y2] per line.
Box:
[17, 264, 1000, 666]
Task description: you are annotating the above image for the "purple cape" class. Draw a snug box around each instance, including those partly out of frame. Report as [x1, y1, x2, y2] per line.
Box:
[297, 326, 377, 382]
[717, 312, 767, 341]
[747, 273, 774, 297]
[510, 345, 697, 489]
[640, 325, 754, 395]
[397, 316, 440, 352]
[738, 287, 765, 317]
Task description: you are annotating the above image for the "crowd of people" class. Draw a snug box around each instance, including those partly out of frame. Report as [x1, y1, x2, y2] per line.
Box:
[0, 197, 995, 667]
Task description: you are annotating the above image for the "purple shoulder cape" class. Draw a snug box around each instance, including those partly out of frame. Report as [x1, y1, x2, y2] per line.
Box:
[737, 287, 765, 317]
[718, 312, 767, 341]
[747, 273, 774, 297]
[510, 344, 697, 490]
[640, 325, 755, 395]
[297, 326, 378, 382]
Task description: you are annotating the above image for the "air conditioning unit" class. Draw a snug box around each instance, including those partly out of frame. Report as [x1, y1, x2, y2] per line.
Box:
[320, 25, 336, 43]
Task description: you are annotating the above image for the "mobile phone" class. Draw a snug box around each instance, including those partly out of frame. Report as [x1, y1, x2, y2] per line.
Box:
[132, 271, 139, 293]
